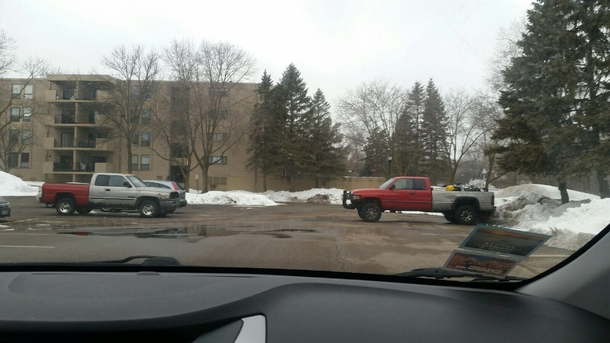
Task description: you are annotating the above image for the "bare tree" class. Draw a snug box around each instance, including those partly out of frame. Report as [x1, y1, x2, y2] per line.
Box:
[337, 79, 406, 174]
[444, 89, 485, 184]
[150, 39, 200, 189]
[486, 18, 526, 93]
[101, 45, 162, 173]
[151, 40, 256, 192]
[0, 30, 48, 171]
[191, 41, 256, 192]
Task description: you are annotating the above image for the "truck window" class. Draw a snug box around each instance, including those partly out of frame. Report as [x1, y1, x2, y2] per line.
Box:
[94, 175, 109, 186]
[394, 179, 414, 190]
[108, 175, 128, 187]
[413, 180, 427, 190]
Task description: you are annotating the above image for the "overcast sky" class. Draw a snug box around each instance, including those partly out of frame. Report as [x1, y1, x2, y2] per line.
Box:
[0, 0, 532, 113]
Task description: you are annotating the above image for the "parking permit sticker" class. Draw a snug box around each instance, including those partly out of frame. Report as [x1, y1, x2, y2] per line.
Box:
[443, 250, 519, 278]
[459, 225, 551, 258]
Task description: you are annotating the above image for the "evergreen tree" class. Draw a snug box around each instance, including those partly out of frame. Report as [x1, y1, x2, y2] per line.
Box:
[395, 82, 425, 175]
[494, 0, 586, 203]
[421, 79, 449, 185]
[274, 64, 312, 191]
[361, 128, 390, 177]
[247, 71, 279, 191]
[305, 89, 347, 186]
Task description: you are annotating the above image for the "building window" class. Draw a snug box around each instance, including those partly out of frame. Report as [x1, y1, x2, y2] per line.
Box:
[24, 85, 33, 99]
[207, 176, 227, 186]
[131, 131, 139, 145]
[20, 153, 29, 168]
[22, 130, 32, 145]
[208, 156, 228, 165]
[12, 85, 22, 99]
[208, 109, 228, 119]
[142, 109, 151, 124]
[131, 86, 140, 97]
[23, 108, 32, 122]
[209, 88, 229, 96]
[171, 143, 188, 158]
[9, 130, 19, 145]
[8, 153, 18, 168]
[141, 155, 150, 170]
[131, 154, 139, 171]
[213, 133, 228, 141]
[141, 132, 150, 147]
[10, 107, 20, 122]
[130, 110, 139, 123]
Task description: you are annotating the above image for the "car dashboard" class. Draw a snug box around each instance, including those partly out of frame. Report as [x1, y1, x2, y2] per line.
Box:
[0, 270, 608, 342]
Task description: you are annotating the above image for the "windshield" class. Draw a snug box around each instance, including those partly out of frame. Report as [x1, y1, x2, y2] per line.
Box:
[0, 0, 608, 285]
[379, 178, 395, 189]
[126, 176, 147, 188]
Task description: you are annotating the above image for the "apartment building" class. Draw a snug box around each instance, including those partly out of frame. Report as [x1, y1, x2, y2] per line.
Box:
[1, 74, 259, 191]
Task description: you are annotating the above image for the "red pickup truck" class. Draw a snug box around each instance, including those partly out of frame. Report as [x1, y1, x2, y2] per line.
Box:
[342, 176, 495, 224]
[40, 173, 180, 218]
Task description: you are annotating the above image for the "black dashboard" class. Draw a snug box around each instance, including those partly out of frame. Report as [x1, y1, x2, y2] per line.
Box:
[0, 271, 608, 342]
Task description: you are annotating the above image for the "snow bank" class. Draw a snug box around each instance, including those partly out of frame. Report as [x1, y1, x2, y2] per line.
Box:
[495, 184, 598, 201]
[0, 172, 39, 196]
[493, 184, 606, 250]
[263, 188, 345, 205]
[186, 190, 279, 206]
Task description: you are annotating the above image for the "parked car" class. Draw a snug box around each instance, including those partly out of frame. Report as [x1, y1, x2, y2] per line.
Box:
[0, 197, 10, 218]
[343, 176, 495, 224]
[40, 173, 180, 218]
[143, 180, 187, 208]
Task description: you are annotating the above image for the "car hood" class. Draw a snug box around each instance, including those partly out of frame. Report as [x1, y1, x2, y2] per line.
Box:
[352, 188, 386, 194]
[138, 187, 176, 194]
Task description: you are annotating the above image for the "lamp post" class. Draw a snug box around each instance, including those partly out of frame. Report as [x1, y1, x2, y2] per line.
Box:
[387, 156, 393, 179]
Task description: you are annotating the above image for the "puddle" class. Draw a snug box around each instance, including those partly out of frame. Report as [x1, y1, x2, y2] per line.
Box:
[55, 225, 241, 239]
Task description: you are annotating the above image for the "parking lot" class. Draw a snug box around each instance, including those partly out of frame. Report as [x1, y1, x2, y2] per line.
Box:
[0, 196, 573, 278]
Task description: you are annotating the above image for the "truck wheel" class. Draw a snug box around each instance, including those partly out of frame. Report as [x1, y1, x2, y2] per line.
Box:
[55, 198, 76, 216]
[100, 207, 112, 212]
[139, 200, 160, 218]
[443, 212, 456, 223]
[455, 206, 477, 225]
[359, 202, 382, 222]
[76, 208, 92, 215]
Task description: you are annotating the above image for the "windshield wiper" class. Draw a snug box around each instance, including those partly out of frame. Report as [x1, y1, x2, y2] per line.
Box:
[89, 255, 181, 266]
[395, 268, 527, 282]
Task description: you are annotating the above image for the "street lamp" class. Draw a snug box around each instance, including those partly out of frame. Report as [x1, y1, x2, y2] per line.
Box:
[387, 156, 393, 179]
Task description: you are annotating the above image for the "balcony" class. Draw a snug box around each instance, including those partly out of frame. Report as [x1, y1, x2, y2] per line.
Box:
[43, 162, 114, 174]
[49, 112, 107, 126]
[45, 89, 113, 103]
[43, 137, 114, 151]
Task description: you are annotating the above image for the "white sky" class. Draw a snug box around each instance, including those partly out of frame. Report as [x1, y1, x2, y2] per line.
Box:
[0, 0, 532, 114]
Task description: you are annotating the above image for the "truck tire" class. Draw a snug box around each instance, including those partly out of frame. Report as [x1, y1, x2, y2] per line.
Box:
[76, 208, 92, 215]
[454, 205, 477, 225]
[443, 212, 456, 223]
[359, 202, 382, 222]
[139, 199, 160, 218]
[55, 198, 76, 216]
[100, 207, 112, 212]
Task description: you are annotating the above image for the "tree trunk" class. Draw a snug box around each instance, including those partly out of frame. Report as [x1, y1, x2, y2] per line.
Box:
[596, 169, 610, 199]
[558, 178, 569, 204]
[201, 162, 209, 193]
[315, 177, 319, 188]
[126, 143, 133, 173]
[183, 168, 190, 190]
[262, 171, 267, 192]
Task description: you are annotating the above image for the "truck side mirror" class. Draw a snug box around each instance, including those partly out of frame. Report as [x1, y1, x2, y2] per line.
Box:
[123, 182, 132, 188]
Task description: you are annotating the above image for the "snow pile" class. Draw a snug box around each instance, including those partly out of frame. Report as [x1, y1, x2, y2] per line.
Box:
[493, 184, 606, 250]
[263, 188, 345, 205]
[0, 172, 39, 196]
[495, 184, 598, 201]
[186, 190, 279, 207]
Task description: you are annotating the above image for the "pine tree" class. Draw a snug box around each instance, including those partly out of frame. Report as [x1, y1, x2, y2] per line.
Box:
[494, 0, 586, 203]
[362, 128, 390, 177]
[305, 89, 347, 186]
[421, 79, 449, 185]
[395, 82, 425, 176]
[274, 64, 312, 191]
[247, 71, 278, 191]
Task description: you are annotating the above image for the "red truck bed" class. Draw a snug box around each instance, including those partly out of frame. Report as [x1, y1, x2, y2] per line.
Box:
[41, 183, 90, 207]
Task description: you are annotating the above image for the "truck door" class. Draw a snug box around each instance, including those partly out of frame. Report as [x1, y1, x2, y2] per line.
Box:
[106, 175, 137, 207]
[389, 178, 431, 211]
[89, 174, 109, 205]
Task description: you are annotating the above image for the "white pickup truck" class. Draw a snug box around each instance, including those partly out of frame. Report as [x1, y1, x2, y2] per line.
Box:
[40, 173, 181, 218]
